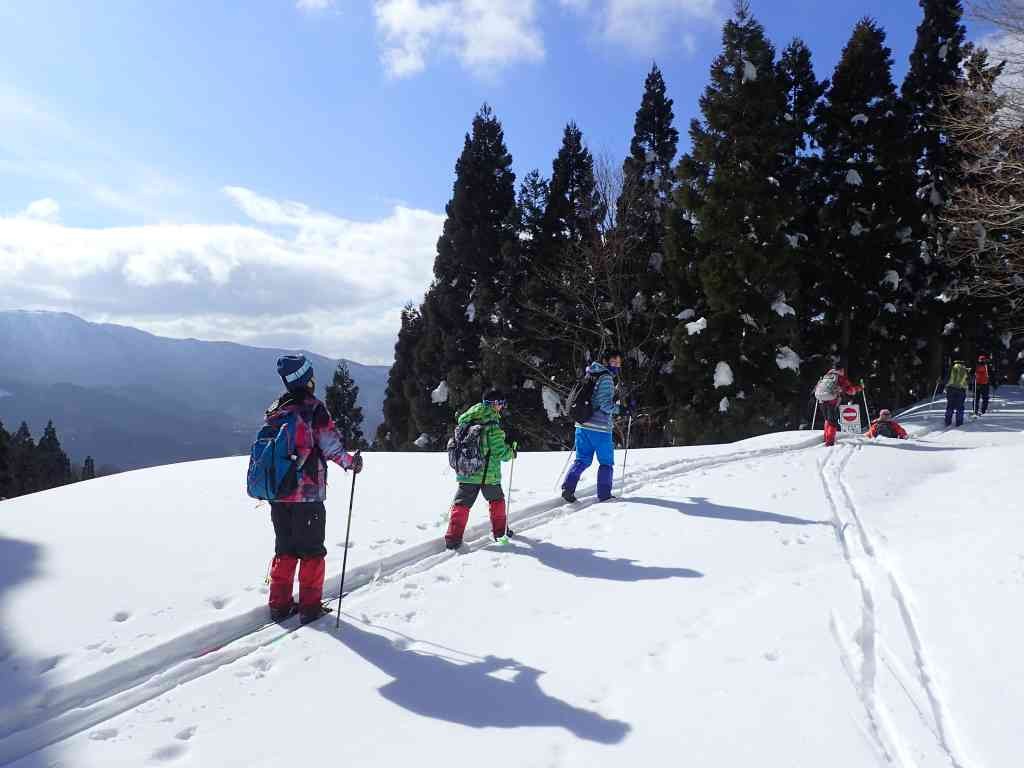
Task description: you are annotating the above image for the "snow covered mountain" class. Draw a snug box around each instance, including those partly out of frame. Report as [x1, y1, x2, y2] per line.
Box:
[0, 310, 388, 469]
[2, 389, 1022, 767]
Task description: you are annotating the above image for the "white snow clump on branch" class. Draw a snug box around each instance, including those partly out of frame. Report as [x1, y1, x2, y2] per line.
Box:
[430, 380, 449, 404]
[772, 296, 796, 317]
[541, 386, 564, 422]
[719, 396, 730, 413]
[714, 361, 734, 388]
[742, 59, 757, 82]
[880, 270, 900, 290]
[686, 317, 708, 336]
[845, 169, 864, 186]
[465, 303, 476, 322]
[851, 114, 869, 125]
[413, 433, 431, 449]
[676, 308, 696, 320]
[775, 346, 801, 372]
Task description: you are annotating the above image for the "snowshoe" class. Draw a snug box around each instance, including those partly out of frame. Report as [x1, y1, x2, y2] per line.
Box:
[445, 538, 462, 551]
[561, 490, 578, 503]
[493, 527, 514, 545]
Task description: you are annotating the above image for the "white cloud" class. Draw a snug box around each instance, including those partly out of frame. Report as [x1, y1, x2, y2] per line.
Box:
[0, 188, 445, 364]
[374, 0, 544, 78]
[562, 0, 718, 51]
[296, 0, 333, 9]
[18, 198, 61, 223]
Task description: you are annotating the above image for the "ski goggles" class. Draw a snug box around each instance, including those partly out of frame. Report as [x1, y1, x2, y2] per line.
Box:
[484, 399, 508, 408]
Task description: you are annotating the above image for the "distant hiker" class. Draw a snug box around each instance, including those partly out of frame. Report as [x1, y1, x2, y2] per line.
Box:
[866, 409, 908, 440]
[973, 354, 992, 416]
[561, 350, 623, 502]
[814, 365, 864, 447]
[944, 360, 970, 428]
[248, 355, 363, 624]
[444, 389, 516, 550]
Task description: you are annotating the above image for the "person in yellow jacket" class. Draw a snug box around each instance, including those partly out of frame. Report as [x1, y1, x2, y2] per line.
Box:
[944, 360, 969, 427]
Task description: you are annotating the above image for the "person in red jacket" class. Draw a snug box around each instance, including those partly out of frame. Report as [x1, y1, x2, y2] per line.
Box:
[814, 366, 864, 447]
[974, 354, 992, 416]
[866, 409, 908, 439]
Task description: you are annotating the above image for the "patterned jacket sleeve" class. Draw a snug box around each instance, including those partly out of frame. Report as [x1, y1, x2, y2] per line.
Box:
[313, 402, 354, 469]
[592, 374, 620, 416]
[486, 423, 514, 463]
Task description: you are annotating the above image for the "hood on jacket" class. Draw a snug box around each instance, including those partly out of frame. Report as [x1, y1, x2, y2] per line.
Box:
[458, 402, 501, 426]
[587, 362, 612, 377]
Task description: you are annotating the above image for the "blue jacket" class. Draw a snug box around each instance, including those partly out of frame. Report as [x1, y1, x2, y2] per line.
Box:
[576, 362, 619, 433]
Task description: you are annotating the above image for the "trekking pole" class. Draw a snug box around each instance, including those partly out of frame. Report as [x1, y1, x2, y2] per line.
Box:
[335, 451, 360, 630]
[553, 448, 574, 491]
[932, 377, 941, 401]
[860, 380, 871, 422]
[620, 415, 633, 495]
[504, 444, 516, 538]
[811, 399, 819, 430]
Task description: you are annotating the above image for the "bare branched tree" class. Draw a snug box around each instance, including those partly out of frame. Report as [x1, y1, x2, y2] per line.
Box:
[941, 4, 1024, 325]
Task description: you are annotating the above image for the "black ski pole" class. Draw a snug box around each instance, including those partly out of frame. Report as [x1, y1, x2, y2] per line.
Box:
[335, 451, 360, 630]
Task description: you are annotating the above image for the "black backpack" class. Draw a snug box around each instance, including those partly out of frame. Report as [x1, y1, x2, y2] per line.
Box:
[446, 423, 487, 476]
[566, 374, 599, 423]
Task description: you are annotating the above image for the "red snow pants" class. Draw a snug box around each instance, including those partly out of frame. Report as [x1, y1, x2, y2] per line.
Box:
[269, 502, 327, 611]
[445, 483, 507, 545]
[822, 400, 840, 447]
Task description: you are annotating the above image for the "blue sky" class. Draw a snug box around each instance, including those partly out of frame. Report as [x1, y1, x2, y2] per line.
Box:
[0, 1, 993, 363]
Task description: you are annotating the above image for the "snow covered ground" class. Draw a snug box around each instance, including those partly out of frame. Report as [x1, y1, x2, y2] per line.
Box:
[2, 389, 1022, 767]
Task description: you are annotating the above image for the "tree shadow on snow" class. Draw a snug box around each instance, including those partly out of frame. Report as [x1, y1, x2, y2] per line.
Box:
[859, 440, 970, 453]
[0, 537, 55, 767]
[626, 496, 829, 527]
[317, 618, 631, 745]
[503, 536, 703, 582]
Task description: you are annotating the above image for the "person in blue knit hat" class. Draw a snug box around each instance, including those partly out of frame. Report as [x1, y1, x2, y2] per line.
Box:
[261, 354, 363, 624]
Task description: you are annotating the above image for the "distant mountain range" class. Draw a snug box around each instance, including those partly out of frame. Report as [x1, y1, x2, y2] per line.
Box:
[0, 311, 389, 470]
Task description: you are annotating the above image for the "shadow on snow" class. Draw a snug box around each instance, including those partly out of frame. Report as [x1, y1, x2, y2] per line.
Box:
[502, 535, 703, 582]
[317, 618, 631, 745]
[625, 496, 829, 527]
[0, 536, 54, 768]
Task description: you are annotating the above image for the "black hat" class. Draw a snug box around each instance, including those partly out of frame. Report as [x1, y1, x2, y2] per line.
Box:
[482, 387, 506, 404]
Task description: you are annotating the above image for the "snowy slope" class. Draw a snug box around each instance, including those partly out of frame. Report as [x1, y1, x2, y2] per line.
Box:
[2, 390, 1022, 767]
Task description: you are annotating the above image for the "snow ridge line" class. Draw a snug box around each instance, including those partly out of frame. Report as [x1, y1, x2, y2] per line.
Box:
[819, 449, 909, 767]
[0, 435, 823, 766]
[835, 448, 970, 768]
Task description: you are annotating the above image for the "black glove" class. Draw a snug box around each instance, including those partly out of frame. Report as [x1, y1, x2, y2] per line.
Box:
[503, 425, 520, 446]
[347, 453, 363, 474]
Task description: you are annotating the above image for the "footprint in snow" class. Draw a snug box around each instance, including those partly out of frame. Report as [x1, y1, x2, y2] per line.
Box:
[112, 610, 132, 623]
[336, 540, 356, 549]
[37, 655, 64, 674]
[175, 726, 198, 741]
[151, 743, 188, 762]
[763, 650, 780, 662]
[205, 596, 231, 610]
[89, 728, 119, 741]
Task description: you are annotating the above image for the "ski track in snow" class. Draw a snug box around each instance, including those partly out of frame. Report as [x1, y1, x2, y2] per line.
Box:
[0, 434, 825, 766]
[822, 442, 970, 768]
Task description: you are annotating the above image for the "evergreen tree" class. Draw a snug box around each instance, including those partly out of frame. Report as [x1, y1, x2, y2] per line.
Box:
[404, 105, 518, 447]
[325, 361, 367, 450]
[0, 420, 11, 498]
[10, 422, 37, 497]
[376, 304, 424, 450]
[814, 18, 917, 409]
[902, 0, 970, 396]
[36, 420, 73, 488]
[671, 2, 807, 442]
[615, 64, 681, 445]
[82, 456, 96, 481]
[778, 39, 829, 424]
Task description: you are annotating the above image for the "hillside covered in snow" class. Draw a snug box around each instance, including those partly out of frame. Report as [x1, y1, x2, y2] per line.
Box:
[2, 389, 1023, 767]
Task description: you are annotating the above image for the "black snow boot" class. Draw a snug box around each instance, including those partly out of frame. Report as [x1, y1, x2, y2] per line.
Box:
[561, 490, 577, 503]
[445, 538, 462, 551]
[299, 602, 331, 625]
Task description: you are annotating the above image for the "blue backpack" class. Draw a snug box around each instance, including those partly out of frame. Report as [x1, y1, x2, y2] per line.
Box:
[246, 410, 308, 501]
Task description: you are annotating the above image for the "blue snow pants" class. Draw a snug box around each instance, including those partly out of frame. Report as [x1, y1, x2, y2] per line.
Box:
[945, 387, 966, 427]
[562, 427, 615, 500]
